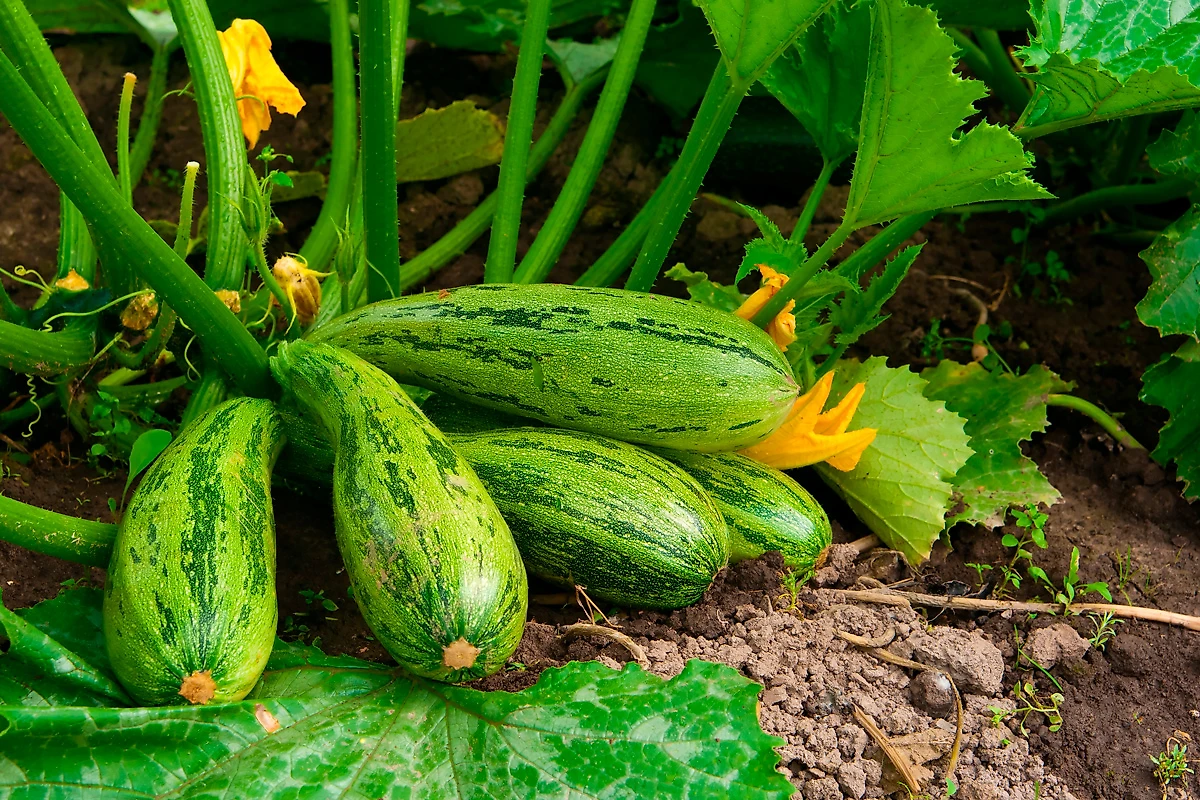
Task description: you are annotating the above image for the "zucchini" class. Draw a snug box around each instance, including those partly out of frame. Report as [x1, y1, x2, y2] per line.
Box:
[309, 283, 799, 451]
[656, 450, 831, 571]
[103, 398, 283, 706]
[271, 341, 527, 681]
[450, 427, 730, 609]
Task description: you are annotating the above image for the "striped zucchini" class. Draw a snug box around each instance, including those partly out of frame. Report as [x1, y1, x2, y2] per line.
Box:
[271, 341, 527, 682]
[656, 451, 831, 571]
[309, 283, 799, 451]
[450, 427, 730, 609]
[103, 398, 283, 706]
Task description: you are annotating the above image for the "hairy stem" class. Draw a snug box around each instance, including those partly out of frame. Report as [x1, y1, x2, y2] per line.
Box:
[0, 320, 95, 376]
[973, 29, 1030, 113]
[298, 0, 357, 271]
[790, 158, 837, 246]
[360, 0, 401, 301]
[513, 0, 657, 284]
[751, 223, 853, 326]
[129, 43, 173, 186]
[1045, 394, 1145, 450]
[626, 66, 744, 291]
[0, 493, 116, 568]
[117, 72, 136, 204]
[484, 0, 553, 283]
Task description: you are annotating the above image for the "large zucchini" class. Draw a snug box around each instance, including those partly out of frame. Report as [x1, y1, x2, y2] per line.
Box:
[450, 427, 730, 609]
[655, 450, 831, 571]
[103, 398, 283, 706]
[271, 341, 527, 681]
[309, 283, 799, 451]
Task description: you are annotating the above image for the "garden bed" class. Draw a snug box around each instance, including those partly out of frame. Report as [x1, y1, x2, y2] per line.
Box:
[2, 35, 1198, 800]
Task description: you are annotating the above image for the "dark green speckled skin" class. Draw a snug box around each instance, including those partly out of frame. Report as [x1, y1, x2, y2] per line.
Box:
[451, 427, 730, 609]
[309, 283, 799, 451]
[655, 451, 831, 570]
[103, 398, 283, 706]
[271, 341, 528, 682]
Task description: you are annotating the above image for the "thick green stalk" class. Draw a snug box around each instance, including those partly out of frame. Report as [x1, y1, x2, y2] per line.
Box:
[626, 66, 744, 291]
[0, 392, 59, 431]
[175, 162, 200, 257]
[484, 0, 553, 283]
[973, 29, 1031, 114]
[0, 493, 116, 567]
[513, 0, 657, 284]
[391, 0, 410, 112]
[394, 68, 607, 292]
[0, 50, 272, 397]
[298, 0, 357, 271]
[0, 0, 107, 283]
[833, 211, 937, 283]
[574, 175, 669, 287]
[117, 72, 136, 204]
[129, 44, 173, 187]
[0, 320, 95, 376]
[168, 0, 248, 291]
[1038, 179, 1192, 227]
[1046, 394, 1144, 450]
[180, 367, 229, 427]
[790, 159, 837, 245]
[360, 0, 401, 302]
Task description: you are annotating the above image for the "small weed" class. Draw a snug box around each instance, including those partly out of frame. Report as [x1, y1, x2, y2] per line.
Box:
[299, 588, 339, 619]
[1151, 739, 1193, 797]
[965, 562, 992, 584]
[777, 567, 813, 613]
[993, 506, 1049, 599]
[506, 662, 527, 672]
[1087, 611, 1122, 650]
[1029, 546, 1112, 607]
[59, 577, 91, 590]
[987, 680, 1065, 735]
[1113, 546, 1138, 604]
[282, 615, 312, 642]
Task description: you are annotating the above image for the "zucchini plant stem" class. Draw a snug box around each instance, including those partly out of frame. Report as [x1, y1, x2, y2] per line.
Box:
[0, 49, 273, 397]
[1045, 394, 1145, 450]
[973, 29, 1031, 114]
[129, 43, 173, 186]
[393, 67, 608, 293]
[298, 0, 357, 271]
[790, 159, 837, 246]
[1037, 178, 1192, 227]
[513, 0, 658, 285]
[117, 72, 136, 204]
[625, 66, 744, 291]
[0, 320, 95, 376]
[751, 223, 853, 326]
[167, 0, 249, 292]
[574, 175, 670, 287]
[360, 0, 401, 302]
[484, 0, 554, 283]
[0, 493, 116, 568]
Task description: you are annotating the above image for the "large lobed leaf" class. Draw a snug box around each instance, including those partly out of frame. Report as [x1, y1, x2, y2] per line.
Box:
[1147, 110, 1200, 181]
[844, 0, 1052, 229]
[1141, 341, 1200, 500]
[1136, 205, 1200, 340]
[1017, 0, 1200, 135]
[698, 0, 837, 87]
[0, 590, 794, 799]
[922, 361, 1070, 528]
[814, 357, 972, 563]
[635, 0, 722, 118]
[759, 0, 872, 166]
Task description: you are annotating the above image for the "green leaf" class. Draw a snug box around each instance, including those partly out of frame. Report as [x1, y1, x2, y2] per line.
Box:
[828, 244, 922, 347]
[269, 170, 327, 203]
[635, 0, 722, 118]
[0, 589, 129, 707]
[844, 0, 1052, 229]
[759, 0, 871, 165]
[1141, 340, 1200, 500]
[1147, 110, 1200, 180]
[698, 0, 837, 87]
[735, 204, 808, 280]
[1016, 0, 1200, 136]
[395, 100, 506, 183]
[921, 361, 1071, 527]
[1136, 206, 1200, 339]
[548, 35, 621, 86]
[209, 0, 331, 41]
[124, 428, 171, 498]
[814, 357, 972, 563]
[0, 592, 793, 799]
[665, 263, 747, 312]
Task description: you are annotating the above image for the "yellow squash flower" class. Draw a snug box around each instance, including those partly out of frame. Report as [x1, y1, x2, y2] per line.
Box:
[735, 265, 796, 351]
[739, 371, 877, 472]
[217, 19, 305, 148]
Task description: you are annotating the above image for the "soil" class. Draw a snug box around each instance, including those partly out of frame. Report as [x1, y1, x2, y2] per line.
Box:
[3, 35, 1199, 800]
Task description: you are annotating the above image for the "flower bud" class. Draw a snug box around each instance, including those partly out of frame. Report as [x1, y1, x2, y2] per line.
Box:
[272, 255, 329, 326]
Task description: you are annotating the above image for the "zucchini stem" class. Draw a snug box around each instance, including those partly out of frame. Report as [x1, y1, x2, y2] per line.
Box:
[360, 0, 402, 301]
[1045, 394, 1145, 450]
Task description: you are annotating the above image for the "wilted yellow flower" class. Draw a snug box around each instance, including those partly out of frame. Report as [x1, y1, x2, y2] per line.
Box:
[214, 289, 242, 314]
[739, 371, 876, 472]
[272, 255, 330, 326]
[121, 293, 159, 331]
[54, 270, 90, 292]
[217, 19, 305, 148]
[735, 265, 796, 351]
